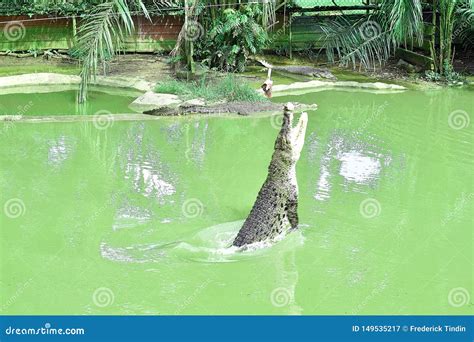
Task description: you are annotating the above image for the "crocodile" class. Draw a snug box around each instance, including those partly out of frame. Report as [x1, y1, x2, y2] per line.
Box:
[233, 102, 308, 247]
[257, 60, 336, 80]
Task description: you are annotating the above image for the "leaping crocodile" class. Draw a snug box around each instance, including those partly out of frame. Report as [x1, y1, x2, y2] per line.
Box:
[233, 103, 309, 247]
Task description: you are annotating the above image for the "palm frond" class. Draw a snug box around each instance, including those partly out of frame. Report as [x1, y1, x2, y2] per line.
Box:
[74, 0, 148, 103]
[380, 0, 423, 45]
[455, 0, 474, 47]
[319, 0, 423, 71]
[319, 17, 393, 71]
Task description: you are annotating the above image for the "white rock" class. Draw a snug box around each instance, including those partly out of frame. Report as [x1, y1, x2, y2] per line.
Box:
[129, 91, 182, 112]
[0, 73, 80, 88]
[182, 98, 205, 106]
[260, 79, 406, 97]
[0, 73, 154, 92]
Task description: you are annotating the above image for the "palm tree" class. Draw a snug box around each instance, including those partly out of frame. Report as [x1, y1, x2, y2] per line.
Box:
[319, 0, 474, 73]
[320, 0, 423, 70]
[171, 0, 278, 73]
[74, 0, 149, 103]
[436, 0, 474, 73]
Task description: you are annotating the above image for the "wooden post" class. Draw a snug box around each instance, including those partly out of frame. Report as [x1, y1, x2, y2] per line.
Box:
[289, 12, 292, 59]
[184, 0, 195, 77]
[430, 0, 438, 71]
[72, 15, 77, 45]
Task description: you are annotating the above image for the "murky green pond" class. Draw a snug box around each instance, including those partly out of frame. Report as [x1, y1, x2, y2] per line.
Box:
[0, 86, 140, 116]
[0, 86, 472, 315]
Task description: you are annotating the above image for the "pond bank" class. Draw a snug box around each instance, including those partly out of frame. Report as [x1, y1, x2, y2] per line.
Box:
[0, 54, 459, 91]
[0, 71, 411, 118]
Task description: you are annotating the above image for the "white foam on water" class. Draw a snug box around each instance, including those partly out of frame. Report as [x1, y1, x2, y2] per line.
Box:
[100, 220, 306, 264]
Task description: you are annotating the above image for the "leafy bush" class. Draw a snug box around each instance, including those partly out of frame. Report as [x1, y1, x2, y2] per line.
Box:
[424, 70, 442, 82]
[154, 75, 266, 103]
[0, 1, 103, 16]
[424, 60, 465, 84]
[195, 5, 268, 72]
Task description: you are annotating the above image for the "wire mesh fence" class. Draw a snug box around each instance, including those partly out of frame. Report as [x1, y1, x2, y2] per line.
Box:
[294, 0, 368, 6]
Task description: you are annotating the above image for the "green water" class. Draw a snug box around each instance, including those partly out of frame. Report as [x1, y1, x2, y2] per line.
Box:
[0, 87, 140, 116]
[0, 87, 472, 315]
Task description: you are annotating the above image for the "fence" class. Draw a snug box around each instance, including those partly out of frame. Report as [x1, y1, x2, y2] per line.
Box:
[0, 15, 182, 52]
[0, 1, 379, 53]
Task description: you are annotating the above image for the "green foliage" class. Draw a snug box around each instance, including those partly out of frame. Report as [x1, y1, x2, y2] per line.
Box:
[0, 0, 108, 16]
[320, 0, 425, 70]
[73, 0, 149, 103]
[195, 6, 269, 72]
[319, 0, 473, 74]
[380, 0, 423, 45]
[0, 0, 164, 16]
[154, 75, 266, 103]
[424, 70, 442, 82]
[424, 61, 465, 84]
[320, 16, 393, 71]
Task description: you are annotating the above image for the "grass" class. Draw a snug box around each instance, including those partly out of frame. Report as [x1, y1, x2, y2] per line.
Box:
[154, 75, 267, 103]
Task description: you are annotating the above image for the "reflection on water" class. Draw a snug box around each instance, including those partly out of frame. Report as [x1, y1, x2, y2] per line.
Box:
[100, 242, 167, 263]
[185, 121, 208, 167]
[47, 135, 75, 168]
[121, 125, 176, 201]
[339, 151, 381, 184]
[313, 133, 393, 201]
[112, 203, 152, 231]
[2, 87, 472, 315]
